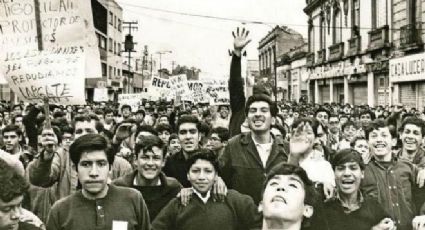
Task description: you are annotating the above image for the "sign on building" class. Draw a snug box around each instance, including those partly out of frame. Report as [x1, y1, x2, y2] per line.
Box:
[390, 53, 425, 82]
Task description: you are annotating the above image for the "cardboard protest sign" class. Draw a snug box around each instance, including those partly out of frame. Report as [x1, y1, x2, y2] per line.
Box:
[0, 0, 101, 83]
[118, 93, 143, 112]
[145, 76, 173, 101]
[187, 80, 208, 104]
[2, 50, 86, 105]
[94, 88, 108, 102]
[169, 74, 191, 100]
[202, 79, 230, 105]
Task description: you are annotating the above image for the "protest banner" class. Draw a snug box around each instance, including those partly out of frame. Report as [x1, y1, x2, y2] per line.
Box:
[202, 79, 230, 105]
[170, 74, 191, 100]
[118, 93, 143, 112]
[187, 80, 208, 104]
[145, 76, 173, 101]
[2, 50, 86, 105]
[94, 88, 108, 102]
[0, 0, 101, 83]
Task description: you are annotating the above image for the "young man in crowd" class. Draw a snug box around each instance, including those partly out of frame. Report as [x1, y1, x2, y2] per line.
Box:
[314, 108, 330, 127]
[102, 108, 116, 132]
[2, 124, 35, 169]
[113, 135, 182, 221]
[121, 105, 133, 121]
[166, 133, 181, 158]
[162, 115, 202, 187]
[155, 124, 172, 149]
[153, 149, 260, 230]
[256, 163, 316, 230]
[28, 115, 132, 202]
[212, 105, 230, 129]
[397, 117, 425, 166]
[361, 119, 425, 230]
[221, 93, 288, 205]
[0, 158, 44, 230]
[323, 148, 394, 230]
[205, 127, 229, 158]
[328, 114, 341, 151]
[350, 135, 371, 164]
[46, 134, 150, 230]
[339, 120, 359, 150]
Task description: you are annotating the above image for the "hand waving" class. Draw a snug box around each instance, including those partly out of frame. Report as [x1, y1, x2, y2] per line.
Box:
[232, 27, 251, 57]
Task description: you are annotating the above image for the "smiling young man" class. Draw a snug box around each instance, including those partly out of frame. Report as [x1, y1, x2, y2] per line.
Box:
[361, 119, 425, 230]
[221, 94, 288, 205]
[153, 149, 260, 230]
[255, 163, 316, 230]
[113, 135, 182, 221]
[322, 148, 393, 230]
[46, 134, 150, 230]
[397, 117, 425, 166]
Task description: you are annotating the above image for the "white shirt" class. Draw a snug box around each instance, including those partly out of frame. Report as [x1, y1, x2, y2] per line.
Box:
[252, 137, 273, 168]
[192, 188, 211, 204]
[299, 152, 335, 186]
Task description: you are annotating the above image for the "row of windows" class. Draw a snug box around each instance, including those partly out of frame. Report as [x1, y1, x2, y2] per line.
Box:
[109, 11, 122, 32]
[96, 33, 121, 55]
[101, 63, 121, 79]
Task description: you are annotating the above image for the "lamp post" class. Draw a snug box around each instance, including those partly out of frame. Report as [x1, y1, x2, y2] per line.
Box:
[156, 51, 172, 77]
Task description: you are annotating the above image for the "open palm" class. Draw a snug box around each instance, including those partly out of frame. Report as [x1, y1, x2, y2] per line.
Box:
[232, 27, 251, 55]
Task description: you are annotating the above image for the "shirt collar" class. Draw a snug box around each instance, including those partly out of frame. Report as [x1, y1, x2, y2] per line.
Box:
[251, 135, 273, 146]
[335, 191, 364, 214]
[192, 188, 211, 204]
[133, 176, 161, 186]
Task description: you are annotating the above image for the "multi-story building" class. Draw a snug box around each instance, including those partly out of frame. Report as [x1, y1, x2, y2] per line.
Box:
[389, 0, 424, 109]
[258, 26, 305, 97]
[88, 0, 123, 102]
[305, 0, 424, 107]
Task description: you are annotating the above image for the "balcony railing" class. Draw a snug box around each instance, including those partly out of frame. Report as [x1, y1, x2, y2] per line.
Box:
[306, 52, 315, 66]
[400, 22, 423, 50]
[328, 42, 344, 61]
[346, 36, 361, 57]
[367, 25, 390, 51]
[317, 49, 326, 64]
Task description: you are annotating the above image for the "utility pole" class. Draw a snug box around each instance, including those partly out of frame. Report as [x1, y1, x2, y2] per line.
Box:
[142, 45, 148, 93]
[123, 21, 138, 94]
[156, 51, 172, 78]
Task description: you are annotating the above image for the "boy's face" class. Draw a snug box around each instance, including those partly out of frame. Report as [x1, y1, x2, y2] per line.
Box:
[3, 131, 20, 152]
[178, 123, 200, 153]
[0, 195, 23, 230]
[169, 138, 181, 154]
[206, 133, 224, 151]
[334, 162, 363, 196]
[368, 127, 392, 161]
[261, 174, 311, 222]
[247, 101, 273, 133]
[315, 112, 329, 126]
[74, 120, 97, 139]
[400, 123, 423, 152]
[353, 139, 369, 162]
[187, 159, 217, 194]
[158, 130, 171, 145]
[137, 146, 164, 181]
[78, 150, 110, 199]
[343, 125, 357, 141]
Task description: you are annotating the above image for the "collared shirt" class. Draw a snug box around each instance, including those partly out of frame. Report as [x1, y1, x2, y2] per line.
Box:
[252, 137, 273, 167]
[133, 176, 162, 186]
[335, 191, 364, 214]
[192, 188, 211, 204]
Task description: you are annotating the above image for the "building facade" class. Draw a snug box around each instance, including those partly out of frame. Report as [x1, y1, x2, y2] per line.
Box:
[88, 0, 124, 102]
[258, 26, 305, 99]
[305, 0, 424, 107]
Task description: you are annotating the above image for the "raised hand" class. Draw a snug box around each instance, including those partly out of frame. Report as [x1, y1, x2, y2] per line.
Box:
[232, 27, 251, 57]
[289, 122, 313, 160]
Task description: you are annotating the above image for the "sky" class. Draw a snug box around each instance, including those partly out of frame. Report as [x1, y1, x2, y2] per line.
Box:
[115, 0, 308, 77]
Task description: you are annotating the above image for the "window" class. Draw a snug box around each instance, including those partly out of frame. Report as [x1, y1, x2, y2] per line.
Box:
[333, 6, 342, 44]
[352, 0, 360, 36]
[109, 66, 113, 79]
[320, 15, 325, 49]
[109, 38, 113, 52]
[117, 43, 121, 56]
[109, 12, 113, 25]
[114, 15, 117, 28]
[97, 33, 106, 50]
[114, 67, 116, 77]
[117, 69, 121, 77]
[308, 23, 314, 52]
[118, 19, 122, 32]
[114, 42, 117, 55]
[379, 77, 385, 87]
[101, 63, 107, 77]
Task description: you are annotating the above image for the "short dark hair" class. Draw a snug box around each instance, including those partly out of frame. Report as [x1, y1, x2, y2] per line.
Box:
[121, 105, 132, 112]
[155, 124, 172, 134]
[359, 110, 376, 120]
[263, 163, 316, 207]
[69, 134, 115, 171]
[2, 124, 23, 136]
[291, 117, 321, 137]
[331, 148, 365, 170]
[168, 133, 179, 145]
[177, 115, 200, 132]
[341, 120, 358, 131]
[186, 149, 220, 174]
[210, 127, 230, 142]
[136, 109, 146, 117]
[314, 108, 330, 119]
[245, 94, 278, 117]
[135, 125, 158, 137]
[0, 158, 29, 202]
[134, 135, 166, 157]
[350, 135, 367, 147]
[364, 119, 391, 141]
[400, 117, 425, 137]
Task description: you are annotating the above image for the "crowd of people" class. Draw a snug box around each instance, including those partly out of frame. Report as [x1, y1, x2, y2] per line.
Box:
[2, 28, 425, 230]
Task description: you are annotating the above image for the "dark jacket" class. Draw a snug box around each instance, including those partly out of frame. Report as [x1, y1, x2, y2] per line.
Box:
[162, 151, 191, 187]
[112, 171, 182, 221]
[228, 55, 245, 138]
[220, 132, 288, 205]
